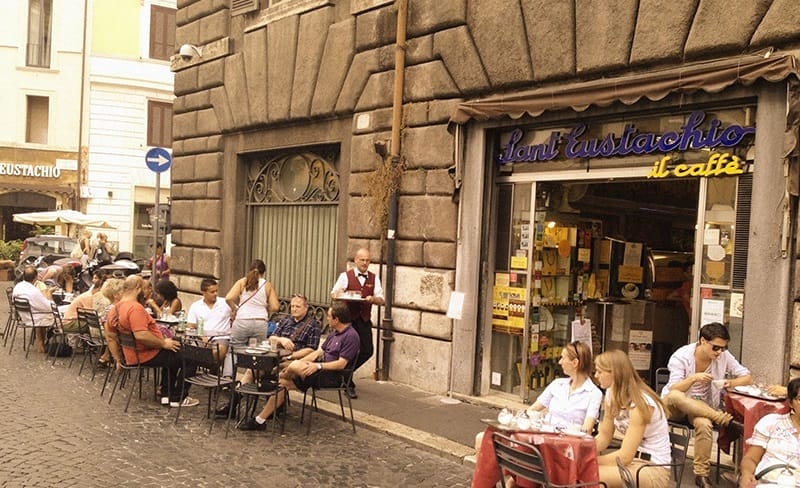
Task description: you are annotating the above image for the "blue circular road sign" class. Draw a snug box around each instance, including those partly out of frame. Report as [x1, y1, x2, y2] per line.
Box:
[145, 147, 172, 173]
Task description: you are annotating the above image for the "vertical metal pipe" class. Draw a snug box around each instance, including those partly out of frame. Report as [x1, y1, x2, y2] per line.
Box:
[379, 0, 408, 381]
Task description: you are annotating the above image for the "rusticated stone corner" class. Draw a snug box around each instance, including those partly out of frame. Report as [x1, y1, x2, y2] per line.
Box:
[575, 0, 637, 74]
[750, 0, 800, 48]
[521, 0, 576, 81]
[433, 26, 489, 95]
[630, 0, 695, 66]
[467, 0, 532, 87]
[684, 0, 771, 59]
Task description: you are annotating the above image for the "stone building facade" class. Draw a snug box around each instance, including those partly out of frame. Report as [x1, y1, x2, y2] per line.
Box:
[171, 0, 800, 396]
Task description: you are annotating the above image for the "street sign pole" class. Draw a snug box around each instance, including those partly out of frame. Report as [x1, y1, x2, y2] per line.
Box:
[144, 147, 172, 288]
[152, 172, 160, 288]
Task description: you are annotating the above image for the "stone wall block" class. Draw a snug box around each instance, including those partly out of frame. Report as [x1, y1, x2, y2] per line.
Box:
[629, 0, 695, 65]
[176, 21, 200, 47]
[387, 332, 449, 393]
[203, 230, 222, 249]
[402, 125, 453, 170]
[467, 0, 532, 87]
[209, 87, 234, 132]
[291, 6, 334, 118]
[684, 0, 770, 58]
[521, 0, 576, 80]
[194, 152, 224, 180]
[185, 0, 226, 23]
[348, 172, 374, 193]
[398, 195, 457, 241]
[181, 91, 212, 113]
[243, 28, 269, 126]
[195, 107, 222, 137]
[355, 5, 397, 51]
[174, 67, 199, 97]
[198, 8, 229, 44]
[404, 61, 459, 102]
[379, 35, 434, 70]
[394, 265, 454, 312]
[391, 307, 421, 335]
[335, 50, 380, 114]
[192, 247, 221, 277]
[170, 200, 195, 228]
[206, 135, 223, 152]
[425, 169, 455, 196]
[420, 311, 452, 340]
[407, 0, 467, 37]
[404, 99, 464, 127]
[170, 246, 192, 275]
[311, 18, 356, 116]
[182, 137, 207, 155]
[172, 155, 196, 181]
[575, 0, 636, 74]
[352, 108, 394, 134]
[751, 0, 800, 47]
[179, 182, 209, 199]
[351, 132, 390, 172]
[178, 229, 206, 247]
[356, 71, 394, 112]
[198, 58, 225, 90]
[423, 241, 456, 269]
[267, 16, 300, 122]
[399, 168, 425, 195]
[224, 54, 252, 127]
[192, 200, 222, 231]
[396, 240, 423, 266]
[347, 197, 382, 238]
[206, 180, 223, 198]
[173, 112, 196, 140]
[433, 26, 489, 94]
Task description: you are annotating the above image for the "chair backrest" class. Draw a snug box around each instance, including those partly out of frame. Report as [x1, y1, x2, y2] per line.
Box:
[616, 457, 635, 488]
[116, 331, 141, 366]
[50, 303, 64, 332]
[233, 351, 280, 374]
[12, 296, 34, 324]
[667, 422, 691, 486]
[491, 431, 551, 487]
[5, 287, 12, 308]
[655, 367, 670, 395]
[77, 308, 103, 340]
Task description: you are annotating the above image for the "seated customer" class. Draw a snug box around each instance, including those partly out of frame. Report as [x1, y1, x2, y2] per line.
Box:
[12, 265, 55, 352]
[269, 294, 321, 360]
[528, 341, 602, 432]
[661, 322, 750, 488]
[149, 279, 182, 317]
[239, 301, 359, 430]
[739, 377, 800, 488]
[595, 350, 671, 488]
[61, 270, 109, 333]
[104, 275, 197, 408]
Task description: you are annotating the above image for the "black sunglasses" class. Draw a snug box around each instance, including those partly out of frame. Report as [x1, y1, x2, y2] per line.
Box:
[710, 344, 727, 352]
[292, 293, 307, 300]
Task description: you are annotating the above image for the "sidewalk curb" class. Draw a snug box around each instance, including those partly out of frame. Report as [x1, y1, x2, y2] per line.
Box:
[288, 391, 476, 465]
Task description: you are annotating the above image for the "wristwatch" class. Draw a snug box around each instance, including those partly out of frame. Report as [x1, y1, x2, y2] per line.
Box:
[317, 363, 322, 371]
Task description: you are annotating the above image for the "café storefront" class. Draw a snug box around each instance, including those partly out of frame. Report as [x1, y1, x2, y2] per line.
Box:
[451, 53, 799, 401]
[0, 146, 78, 241]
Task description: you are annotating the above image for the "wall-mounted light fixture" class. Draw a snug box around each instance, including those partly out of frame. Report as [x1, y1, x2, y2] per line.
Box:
[178, 44, 203, 60]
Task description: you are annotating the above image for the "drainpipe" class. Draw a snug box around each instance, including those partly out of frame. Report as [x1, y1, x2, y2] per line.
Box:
[379, 0, 407, 381]
[76, 0, 89, 213]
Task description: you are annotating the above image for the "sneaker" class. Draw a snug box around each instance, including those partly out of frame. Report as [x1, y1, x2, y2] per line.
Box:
[160, 397, 170, 406]
[170, 397, 200, 408]
[238, 418, 266, 431]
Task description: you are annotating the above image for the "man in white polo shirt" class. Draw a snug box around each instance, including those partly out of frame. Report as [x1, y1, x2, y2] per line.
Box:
[187, 278, 231, 367]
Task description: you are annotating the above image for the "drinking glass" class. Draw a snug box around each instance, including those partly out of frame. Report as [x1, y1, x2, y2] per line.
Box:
[248, 337, 257, 348]
[497, 408, 512, 425]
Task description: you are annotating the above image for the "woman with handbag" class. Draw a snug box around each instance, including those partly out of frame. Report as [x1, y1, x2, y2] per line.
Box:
[225, 259, 279, 347]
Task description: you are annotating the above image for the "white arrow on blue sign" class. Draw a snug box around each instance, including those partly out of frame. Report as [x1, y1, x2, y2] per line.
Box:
[145, 147, 172, 173]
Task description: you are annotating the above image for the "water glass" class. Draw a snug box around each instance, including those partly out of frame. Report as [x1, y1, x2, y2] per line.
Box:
[497, 408, 513, 425]
[248, 337, 257, 348]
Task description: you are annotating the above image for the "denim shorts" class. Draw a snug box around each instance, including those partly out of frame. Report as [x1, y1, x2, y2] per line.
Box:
[228, 318, 267, 346]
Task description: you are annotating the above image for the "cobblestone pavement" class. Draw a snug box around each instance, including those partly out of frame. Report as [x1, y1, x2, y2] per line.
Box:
[0, 343, 473, 487]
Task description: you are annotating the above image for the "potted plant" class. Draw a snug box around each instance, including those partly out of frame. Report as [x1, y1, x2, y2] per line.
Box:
[0, 239, 22, 281]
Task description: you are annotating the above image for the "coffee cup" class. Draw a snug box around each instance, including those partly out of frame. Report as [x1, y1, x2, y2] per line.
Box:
[711, 379, 726, 388]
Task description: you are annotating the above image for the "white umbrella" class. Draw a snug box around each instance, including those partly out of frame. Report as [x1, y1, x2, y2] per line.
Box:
[13, 209, 117, 229]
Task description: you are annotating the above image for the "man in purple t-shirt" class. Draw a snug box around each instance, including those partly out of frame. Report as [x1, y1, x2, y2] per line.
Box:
[239, 301, 360, 430]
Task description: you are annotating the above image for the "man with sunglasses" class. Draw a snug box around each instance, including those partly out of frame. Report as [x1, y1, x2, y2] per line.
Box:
[661, 322, 752, 488]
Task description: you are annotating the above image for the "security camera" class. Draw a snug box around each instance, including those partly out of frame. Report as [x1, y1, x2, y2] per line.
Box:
[178, 44, 202, 60]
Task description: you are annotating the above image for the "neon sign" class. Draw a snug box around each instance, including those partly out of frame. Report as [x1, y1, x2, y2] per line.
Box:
[647, 153, 747, 179]
[498, 111, 754, 164]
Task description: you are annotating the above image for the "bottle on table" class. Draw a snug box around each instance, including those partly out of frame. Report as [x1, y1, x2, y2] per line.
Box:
[196, 316, 204, 337]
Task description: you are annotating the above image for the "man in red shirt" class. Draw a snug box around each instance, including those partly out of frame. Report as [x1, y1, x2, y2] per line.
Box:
[105, 275, 197, 407]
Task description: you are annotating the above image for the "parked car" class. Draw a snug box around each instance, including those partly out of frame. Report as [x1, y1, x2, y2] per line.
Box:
[17, 235, 80, 264]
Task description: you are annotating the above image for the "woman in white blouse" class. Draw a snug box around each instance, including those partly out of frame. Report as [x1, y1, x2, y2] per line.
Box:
[594, 349, 672, 488]
[739, 377, 800, 488]
[527, 340, 602, 433]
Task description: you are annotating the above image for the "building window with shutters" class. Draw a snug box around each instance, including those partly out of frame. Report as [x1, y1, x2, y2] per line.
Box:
[147, 100, 173, 148]
[26, 0, 52, 68]
[149, 5, 176, 61]
[26, 95, 49, 144]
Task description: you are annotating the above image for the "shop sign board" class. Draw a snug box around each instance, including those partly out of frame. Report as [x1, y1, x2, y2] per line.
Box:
[0, 162, 63, 178]
[498, 110, 754, 164]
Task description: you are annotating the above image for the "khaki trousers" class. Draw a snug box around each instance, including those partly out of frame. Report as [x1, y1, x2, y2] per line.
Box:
[662, 390, 728, 476]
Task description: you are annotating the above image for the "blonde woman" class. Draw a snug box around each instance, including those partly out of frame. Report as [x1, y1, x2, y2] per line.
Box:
[594, 350, 671, 488]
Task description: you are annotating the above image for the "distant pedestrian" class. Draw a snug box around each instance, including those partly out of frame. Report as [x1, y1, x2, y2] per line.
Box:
[147, 242, 171, 281]
[330, 247, 384, 399]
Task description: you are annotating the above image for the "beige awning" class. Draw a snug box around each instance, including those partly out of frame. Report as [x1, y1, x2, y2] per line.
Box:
[450, 52, 800, 125]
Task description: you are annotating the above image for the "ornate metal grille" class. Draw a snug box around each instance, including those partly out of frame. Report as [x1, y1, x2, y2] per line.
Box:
[247, 151, 339, 204]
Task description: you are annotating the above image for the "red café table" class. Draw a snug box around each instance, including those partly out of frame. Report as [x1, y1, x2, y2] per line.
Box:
[472, 422, 600, 488]
[718, 389, 789, 454]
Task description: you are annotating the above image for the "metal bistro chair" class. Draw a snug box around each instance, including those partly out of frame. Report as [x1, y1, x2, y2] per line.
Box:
[175, 339, 234, 433]
[107, 331, 165, 413]
[492, 431, 607, 488]
[226, 350, 285, 438]
[72, 308, 107, 380]
[3, 287, 17, 344]
[616, 421, 692, 488]
[9, 297, 53, 358]
[300, 367, 356, 435]
[47, 303, 71, 365]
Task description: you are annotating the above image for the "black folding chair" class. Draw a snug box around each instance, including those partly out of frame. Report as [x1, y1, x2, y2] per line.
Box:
[492, 431, 607, 488]
[72, 308, 106, 379]
[47, 303, 71, 365]
[175, 339, 234, 433]
[107, 331, 164, 412]
[9, 296, 53, 358]
[616, 422, 691, 488]
[300, 367, 356, 435]
[2, 287, 15, 342]
[225, 350, 285, 438]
